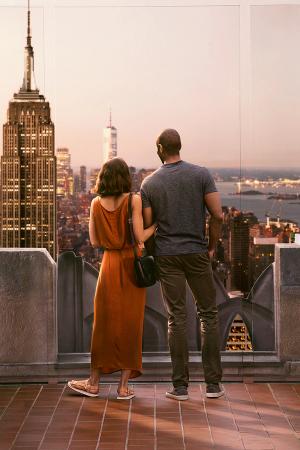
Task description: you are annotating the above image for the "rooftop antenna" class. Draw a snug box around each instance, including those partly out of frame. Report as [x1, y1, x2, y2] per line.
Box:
[27, 0, 31, 47]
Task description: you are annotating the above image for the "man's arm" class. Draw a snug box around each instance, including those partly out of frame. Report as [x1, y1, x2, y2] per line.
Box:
[132, 195, 156, 244]
[140, 182, 154, 228]
[204, 192, 223, 258]
[142, 206, 153, 228]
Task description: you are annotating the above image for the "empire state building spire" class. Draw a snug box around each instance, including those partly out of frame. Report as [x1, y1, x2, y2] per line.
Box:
[20, 0, 38, 95]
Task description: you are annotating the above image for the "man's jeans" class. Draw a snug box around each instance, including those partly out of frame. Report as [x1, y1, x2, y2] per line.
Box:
[156, 252, 222, 388]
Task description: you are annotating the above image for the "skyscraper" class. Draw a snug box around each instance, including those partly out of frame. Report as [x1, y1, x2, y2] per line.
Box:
[74, 174, 80, 194]
[89, 168, 100, 193]
[57, 148, 72, 197]
[80, 165, 87, 193]
[0, 1, 56, 259]
[248, 236, 278, 287]
[229, 214, 250, 293]
[102, 110, 117, 163]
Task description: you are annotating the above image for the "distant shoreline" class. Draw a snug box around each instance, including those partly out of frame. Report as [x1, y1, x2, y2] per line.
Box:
[230, 190, 265, 196]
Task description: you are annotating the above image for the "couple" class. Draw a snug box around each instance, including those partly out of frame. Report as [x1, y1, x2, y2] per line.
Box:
[68, 129, 223, 400]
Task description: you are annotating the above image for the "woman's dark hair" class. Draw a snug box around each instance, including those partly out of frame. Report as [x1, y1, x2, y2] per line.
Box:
[94, 157, 132, 197]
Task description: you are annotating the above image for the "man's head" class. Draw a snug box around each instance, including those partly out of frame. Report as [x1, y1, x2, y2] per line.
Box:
[156, 129, 181, 163]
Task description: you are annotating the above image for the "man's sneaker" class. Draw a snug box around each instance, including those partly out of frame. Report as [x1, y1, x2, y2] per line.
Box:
[166, 387, 189, 401]
[206, 383, 224, 399]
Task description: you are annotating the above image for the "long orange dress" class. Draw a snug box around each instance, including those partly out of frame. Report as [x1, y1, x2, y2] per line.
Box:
[90, 194, 146, 379]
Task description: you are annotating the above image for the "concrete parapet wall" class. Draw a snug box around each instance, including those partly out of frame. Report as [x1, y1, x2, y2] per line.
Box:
[0, 249, 57, 378]
[1, 245, 300, 382]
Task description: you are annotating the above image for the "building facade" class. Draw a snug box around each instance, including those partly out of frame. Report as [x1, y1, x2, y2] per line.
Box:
[56, 148, 73, 197]
[248, 236, 278, 287]
[0, 3, 56, 259]
[229, 213, 251, 293]
[74, 174, 80, 194]
[89, 168, 100, 193]
[79, 166, 87, 193]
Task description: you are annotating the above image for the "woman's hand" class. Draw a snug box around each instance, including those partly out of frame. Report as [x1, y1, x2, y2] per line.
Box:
[150, 223, 157, 234]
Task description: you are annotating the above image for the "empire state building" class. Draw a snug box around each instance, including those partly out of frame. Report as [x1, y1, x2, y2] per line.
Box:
[0, 2, 56, 259]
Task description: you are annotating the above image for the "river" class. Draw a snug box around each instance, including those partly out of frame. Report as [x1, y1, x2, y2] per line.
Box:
[216, 182, 300, 225]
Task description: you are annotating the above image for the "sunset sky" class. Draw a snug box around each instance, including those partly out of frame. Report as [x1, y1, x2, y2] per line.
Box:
[1, 1, 300, 169]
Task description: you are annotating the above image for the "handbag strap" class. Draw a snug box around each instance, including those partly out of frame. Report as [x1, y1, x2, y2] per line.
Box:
[127, 193, 138, 259]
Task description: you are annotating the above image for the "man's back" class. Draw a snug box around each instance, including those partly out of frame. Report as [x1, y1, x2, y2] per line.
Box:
[141, 160, 217, 256]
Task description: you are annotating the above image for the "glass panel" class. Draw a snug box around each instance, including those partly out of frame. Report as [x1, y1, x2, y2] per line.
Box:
[51, 3, 241, 355]
[241, 5, 300, 361]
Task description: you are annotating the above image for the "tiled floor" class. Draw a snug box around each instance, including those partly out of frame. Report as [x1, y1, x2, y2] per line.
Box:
[0, 383, 300, 450]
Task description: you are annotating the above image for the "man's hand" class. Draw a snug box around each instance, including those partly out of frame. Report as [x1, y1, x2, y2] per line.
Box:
[205, 192, 223, 256]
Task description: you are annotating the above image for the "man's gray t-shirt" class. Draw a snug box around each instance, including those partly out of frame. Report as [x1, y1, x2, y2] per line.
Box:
[141, 160, 217, 256]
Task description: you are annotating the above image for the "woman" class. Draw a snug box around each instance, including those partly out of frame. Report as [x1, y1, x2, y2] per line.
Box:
[68, 158, 156, 399]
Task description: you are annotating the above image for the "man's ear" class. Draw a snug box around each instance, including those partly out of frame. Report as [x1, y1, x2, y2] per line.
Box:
[157, 143, 165, 163]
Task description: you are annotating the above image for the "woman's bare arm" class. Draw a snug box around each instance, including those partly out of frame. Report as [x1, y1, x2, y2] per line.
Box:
[132, 194, 156, 245]
[89, 199, 101, 248]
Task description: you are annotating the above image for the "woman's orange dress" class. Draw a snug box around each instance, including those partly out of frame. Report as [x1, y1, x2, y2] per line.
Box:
[90, 194, 146, 379]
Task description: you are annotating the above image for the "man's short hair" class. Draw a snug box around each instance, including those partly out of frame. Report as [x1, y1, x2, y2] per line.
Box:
[157, 129, 181, 155]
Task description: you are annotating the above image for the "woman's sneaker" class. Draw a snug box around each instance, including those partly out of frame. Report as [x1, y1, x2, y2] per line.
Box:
[206, 383, 224, 398]
[166, 387, 189, 401]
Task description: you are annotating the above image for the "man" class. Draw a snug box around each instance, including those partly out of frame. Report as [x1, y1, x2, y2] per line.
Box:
[141, 129, 223, 400]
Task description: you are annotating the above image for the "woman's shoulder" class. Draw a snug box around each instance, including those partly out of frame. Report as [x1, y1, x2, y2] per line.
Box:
[91, 195, 100, 203]
[91, 195, 100, 210]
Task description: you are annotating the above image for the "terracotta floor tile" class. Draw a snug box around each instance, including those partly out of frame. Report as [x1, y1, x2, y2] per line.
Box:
[127, 445, 154, 449]
[185, 442, 214, 449]
[0, 432, 18, 448]
[127, 438, 155, 444]
[0, 420, 24, 433]
[96, 446, 127, 450]
[129, 433, 154, 439]
[72, 421, 100, 441]
[39, 444, 69, 450]
[12, 446, 40, 450]
[26, 407, 56, 417]
[69, 445, 97, 450]
[241, 432, 274, 450]
[46, 422, 75, 434]
[13, 432, 44, 445]
[270, 435, 300, 450]
[157, 440, 184, 450]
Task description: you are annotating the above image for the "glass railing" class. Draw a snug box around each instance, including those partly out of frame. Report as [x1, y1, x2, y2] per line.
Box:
[1, 1, 300, 361]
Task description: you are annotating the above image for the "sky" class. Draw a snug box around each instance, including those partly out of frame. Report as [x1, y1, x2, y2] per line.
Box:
[0, 1, 300, 170]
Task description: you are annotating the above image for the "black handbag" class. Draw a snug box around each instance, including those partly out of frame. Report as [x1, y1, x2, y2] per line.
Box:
[128, 193, 157, 288]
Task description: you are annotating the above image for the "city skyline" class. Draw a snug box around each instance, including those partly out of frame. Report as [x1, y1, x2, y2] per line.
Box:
[1, 2, 300, 169]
